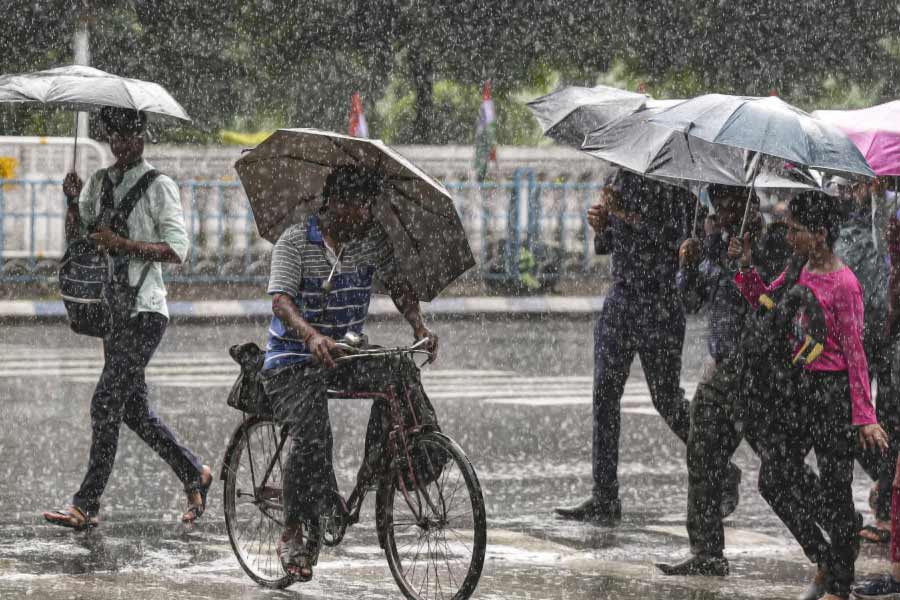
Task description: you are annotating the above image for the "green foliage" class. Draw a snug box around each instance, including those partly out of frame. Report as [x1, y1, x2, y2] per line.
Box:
[376, 77, 544, 145]
[1, 0, 899, 145]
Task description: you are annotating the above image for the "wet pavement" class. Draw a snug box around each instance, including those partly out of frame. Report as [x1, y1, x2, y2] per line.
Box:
[0, 315, 893, 599]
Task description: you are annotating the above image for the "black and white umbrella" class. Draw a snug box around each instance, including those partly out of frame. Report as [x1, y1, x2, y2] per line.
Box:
[234, 128, 475, 302]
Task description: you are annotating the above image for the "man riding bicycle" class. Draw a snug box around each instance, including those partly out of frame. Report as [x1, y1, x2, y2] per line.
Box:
[260, 165, 439, 581]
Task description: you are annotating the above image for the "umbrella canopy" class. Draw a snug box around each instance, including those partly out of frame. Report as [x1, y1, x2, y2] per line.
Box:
[645, 94, 874, 179]
[812, 101, 900, 176]
[235, 128, 475, 302]
[582, 108, 816, 190]
[526, 85, 681, 148]
[0, 65, 191, 121]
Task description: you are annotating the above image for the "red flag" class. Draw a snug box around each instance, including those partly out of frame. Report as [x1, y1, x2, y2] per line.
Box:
[474, 81, 498, 180]
[348, 92, 369, 137]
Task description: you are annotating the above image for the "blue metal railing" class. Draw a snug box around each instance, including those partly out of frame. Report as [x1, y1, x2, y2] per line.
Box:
[0, 170, 604, 284]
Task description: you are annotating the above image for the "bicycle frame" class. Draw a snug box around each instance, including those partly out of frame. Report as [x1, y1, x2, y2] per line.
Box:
[242, 350, 443, 533]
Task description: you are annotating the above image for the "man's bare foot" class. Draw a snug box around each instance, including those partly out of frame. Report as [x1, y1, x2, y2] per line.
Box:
[43, 506, 99, 530]
[277, 525, 313, 581]
[182, 465, 212, 523]
[859, 519, 891, 543]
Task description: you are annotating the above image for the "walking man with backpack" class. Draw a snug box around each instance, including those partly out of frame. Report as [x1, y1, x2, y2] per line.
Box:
[43, 106, 211, 530]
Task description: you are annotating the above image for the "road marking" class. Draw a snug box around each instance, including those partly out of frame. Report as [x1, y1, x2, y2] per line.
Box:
[645, 525, 789, 549]
[0, 350, 706, 408]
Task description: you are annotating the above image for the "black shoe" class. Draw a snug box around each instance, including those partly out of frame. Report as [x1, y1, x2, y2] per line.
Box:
[852, 574, 900, 599]
[554, 497, 622, 525]
[797, 581, 825, 600]
[721, 464, 741, 518]
[657, 554, 729, 576]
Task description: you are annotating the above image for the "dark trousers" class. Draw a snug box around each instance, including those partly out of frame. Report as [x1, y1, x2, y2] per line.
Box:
[592, 293, 690, 501]
[757, 371, 858, 598]
[73, 312, 203, 516]
[856, 335, 899, 522]
[686, 378, 823, 557]
[261, 355, 424, 527]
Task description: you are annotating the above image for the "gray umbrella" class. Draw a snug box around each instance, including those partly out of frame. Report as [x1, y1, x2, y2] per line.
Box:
[645, 94, 875, 179]
[0, 65, 191, 168]
[0, 65, 191, 120]
[526, 85, 681, 148]
[234, 128, 475, 302]
[582, 107, 816, 190]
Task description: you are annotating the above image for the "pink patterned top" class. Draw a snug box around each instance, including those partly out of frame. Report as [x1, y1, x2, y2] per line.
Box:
[734, 265, 875, 425]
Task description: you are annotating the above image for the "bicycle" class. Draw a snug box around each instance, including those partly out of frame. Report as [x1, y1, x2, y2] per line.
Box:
[221, 337, 487, 599]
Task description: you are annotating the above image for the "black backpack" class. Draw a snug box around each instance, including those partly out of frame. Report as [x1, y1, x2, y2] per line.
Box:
[58, 170, 160, 337]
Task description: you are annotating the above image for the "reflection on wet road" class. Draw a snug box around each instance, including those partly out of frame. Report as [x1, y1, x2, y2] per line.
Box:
[0, 318, 892, 599]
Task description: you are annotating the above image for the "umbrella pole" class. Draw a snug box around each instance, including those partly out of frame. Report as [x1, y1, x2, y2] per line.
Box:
[893, 175, 900, 217]
[739, 155, 763, 237]
[739, 176, 756, 237]
[691, 194, 701, 238]
[71, 113, 79, 173]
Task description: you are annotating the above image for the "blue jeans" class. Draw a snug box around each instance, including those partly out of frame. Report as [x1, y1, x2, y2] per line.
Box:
[73, 312, 203, 516]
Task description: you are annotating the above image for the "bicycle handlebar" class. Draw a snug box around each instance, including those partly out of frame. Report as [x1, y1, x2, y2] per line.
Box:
[331, 338, 433, 364]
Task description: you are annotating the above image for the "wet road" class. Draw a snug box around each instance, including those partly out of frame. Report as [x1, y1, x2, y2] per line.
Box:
[0, 316, 892, 599]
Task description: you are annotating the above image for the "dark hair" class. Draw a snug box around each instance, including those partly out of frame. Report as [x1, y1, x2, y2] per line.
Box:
[322, 166, 383, 205]
[99, 106, 148, 137]
[788, 190, 842, 248]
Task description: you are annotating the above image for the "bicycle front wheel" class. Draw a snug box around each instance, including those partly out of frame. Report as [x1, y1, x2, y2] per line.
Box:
[222, 415, 294, 589]
[378, 431, 487, 600]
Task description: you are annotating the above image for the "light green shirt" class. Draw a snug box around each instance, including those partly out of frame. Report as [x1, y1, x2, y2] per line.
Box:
[77, 159, 189, 319]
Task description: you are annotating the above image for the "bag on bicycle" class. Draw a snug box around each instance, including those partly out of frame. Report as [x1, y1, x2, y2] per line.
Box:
[227, 342, 271, 415]
[391, 357, 449, 490]
[58, 170, 159, 337]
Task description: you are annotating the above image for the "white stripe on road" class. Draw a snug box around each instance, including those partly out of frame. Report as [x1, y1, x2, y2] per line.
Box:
[0, 351, 702, 410]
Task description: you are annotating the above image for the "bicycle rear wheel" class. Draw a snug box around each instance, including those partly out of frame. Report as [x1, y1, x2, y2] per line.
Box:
[379, 431, 487, 600]
[223, 415, 293, 589]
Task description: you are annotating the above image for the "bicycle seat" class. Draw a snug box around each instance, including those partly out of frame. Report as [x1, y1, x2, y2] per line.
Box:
[229, 342, 264, 371]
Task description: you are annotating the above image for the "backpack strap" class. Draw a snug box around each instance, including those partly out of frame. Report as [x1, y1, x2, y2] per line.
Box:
[96, 169, 161, 297]
[97, 169, 161, 236]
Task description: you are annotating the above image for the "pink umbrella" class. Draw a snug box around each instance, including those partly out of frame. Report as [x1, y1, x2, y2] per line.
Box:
[812, 101, 900, 176]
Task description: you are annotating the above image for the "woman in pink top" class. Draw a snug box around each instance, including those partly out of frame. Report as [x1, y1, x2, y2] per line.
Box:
[728, 191, 888, 600]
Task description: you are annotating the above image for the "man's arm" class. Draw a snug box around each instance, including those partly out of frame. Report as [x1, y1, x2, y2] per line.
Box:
[91, 176, 187, 263]
[88, 230, 183, 263]
[388, 278, 438, 360]
[676, 260, 707, 314]
[63, 173, 83, 243]
[271, 293, 340, 368]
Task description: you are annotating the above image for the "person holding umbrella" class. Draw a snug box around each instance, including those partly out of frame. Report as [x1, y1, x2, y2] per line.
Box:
[42, 106, 211, 529]
[258, 165, 440, 581]
[659, 186, 824, 577]
[731, 191, 889, 600]
[554, 171, 741, 524]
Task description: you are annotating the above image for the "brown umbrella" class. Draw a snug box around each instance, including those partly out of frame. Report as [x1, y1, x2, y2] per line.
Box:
[234, 128, 475, 302]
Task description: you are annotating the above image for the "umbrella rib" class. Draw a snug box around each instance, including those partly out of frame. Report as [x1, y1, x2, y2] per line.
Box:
[387, 182, 456, 221]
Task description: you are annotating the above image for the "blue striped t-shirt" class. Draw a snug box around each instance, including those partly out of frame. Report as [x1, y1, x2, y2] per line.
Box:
[263, 214, 398, 370]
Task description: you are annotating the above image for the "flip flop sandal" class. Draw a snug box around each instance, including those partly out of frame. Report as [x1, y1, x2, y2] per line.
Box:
[859, 524, 891, 544]
[182, 465, 212, 523]
[43, 506, 98, 531]
[277, 537, 313, 582]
